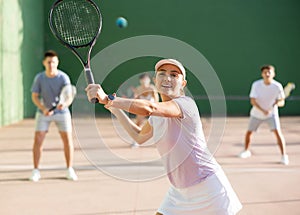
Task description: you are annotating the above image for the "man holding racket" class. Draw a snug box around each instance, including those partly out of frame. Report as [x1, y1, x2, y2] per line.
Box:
[30, 50, 78, 181]
[133, 72, 159, 127]
[130, 72, 159, 148]
[86, 59, 242, 214]
[238, 65, 289, 165]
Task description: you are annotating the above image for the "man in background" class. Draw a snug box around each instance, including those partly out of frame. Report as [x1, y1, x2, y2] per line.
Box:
[238, 65, 289, 165]
[30, 50, 78, 181]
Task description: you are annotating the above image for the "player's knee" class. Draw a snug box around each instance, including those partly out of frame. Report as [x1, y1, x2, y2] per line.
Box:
[246, 131, 252, 136]
[34, 131, 47, 142]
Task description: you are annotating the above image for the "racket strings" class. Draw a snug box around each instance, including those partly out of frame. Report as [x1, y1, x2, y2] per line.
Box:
[51, 0, 101, 47]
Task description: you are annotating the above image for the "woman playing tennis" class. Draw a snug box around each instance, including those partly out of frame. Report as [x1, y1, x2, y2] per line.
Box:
[86, 59, 242, 215]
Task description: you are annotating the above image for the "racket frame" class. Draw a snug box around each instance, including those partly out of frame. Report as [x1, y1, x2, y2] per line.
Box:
[49, 84, 77, 112]
[283, 82, 296, 98]
[48, 0, 102, 87]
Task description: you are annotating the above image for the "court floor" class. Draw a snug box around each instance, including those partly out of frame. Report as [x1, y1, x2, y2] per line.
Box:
[0, 116, 299, 215]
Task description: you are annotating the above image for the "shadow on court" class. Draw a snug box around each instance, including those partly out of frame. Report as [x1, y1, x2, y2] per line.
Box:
[0, 117, 300, 215]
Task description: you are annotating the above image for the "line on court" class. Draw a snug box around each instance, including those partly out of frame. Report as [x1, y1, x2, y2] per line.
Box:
[74, 208, 157, 215]
[0, 164, 97, 171]
[1, 164, 300, 172]
[224, 167, 300, 173]
[243, 198, 300, 205]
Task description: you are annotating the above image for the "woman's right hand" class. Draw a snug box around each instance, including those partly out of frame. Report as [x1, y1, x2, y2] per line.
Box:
[85, 84, 108, 104]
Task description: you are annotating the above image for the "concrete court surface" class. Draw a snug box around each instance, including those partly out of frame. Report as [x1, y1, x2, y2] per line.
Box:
[0, 116, 299, 215]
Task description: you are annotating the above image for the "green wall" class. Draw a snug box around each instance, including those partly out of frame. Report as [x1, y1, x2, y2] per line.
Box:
[1, 0, 299, 126]
[0, 0, 24, 126]
[43, 0, 300, 116]
[0, 0, 44, 126]
[19, 0, 45, 118]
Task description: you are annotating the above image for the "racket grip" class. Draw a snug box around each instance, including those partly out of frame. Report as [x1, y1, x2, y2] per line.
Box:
[48, 106, 56, 112]
[85, 68, 99, 103]
[85, 68, 95, 84]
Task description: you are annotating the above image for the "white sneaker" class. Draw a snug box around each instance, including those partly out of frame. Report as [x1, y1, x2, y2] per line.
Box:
[29, 169, 41, 182]
[66, 167, 78, 181]
[280, 154, 289, 165]
[238, 150, 252, 158]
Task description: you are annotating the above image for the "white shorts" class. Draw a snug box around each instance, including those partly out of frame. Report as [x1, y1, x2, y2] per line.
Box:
[35, 111, 72, 132]
[248, 115, 280, 131]
[157, 169, 242, 215]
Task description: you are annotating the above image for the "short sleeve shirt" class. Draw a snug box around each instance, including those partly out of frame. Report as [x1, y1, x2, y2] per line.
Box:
[249, 79, 285, 119]
[149, 96, 220, 188]
[31, 70, 71, 114]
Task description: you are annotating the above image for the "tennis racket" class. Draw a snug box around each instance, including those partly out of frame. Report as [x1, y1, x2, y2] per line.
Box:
[49, 84, 77, 111]
[283, 82, 295, 98]
[49, 0, 102, 103]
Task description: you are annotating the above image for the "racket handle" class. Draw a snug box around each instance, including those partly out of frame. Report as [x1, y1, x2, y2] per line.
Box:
[85, 68, 95, 84]
[85, 68, 99, 103]
[49, 106, 56, 112]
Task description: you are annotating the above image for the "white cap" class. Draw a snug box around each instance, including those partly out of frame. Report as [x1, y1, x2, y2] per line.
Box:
[155, 59, 186, 80]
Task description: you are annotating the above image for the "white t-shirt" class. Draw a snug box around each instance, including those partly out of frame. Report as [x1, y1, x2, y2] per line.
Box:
[249, 79, 285, 119]
[149, 96, 220, 188]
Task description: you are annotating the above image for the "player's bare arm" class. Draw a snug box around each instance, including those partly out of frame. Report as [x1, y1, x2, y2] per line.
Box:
[31, 93, 52, 116]
[86, 84, 182, 118]
[108, 107, 153, 144]
[274, 98, 285, 107]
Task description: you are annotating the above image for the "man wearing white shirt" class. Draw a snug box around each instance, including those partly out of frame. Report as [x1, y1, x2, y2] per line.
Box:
[239, 65, 289, 165]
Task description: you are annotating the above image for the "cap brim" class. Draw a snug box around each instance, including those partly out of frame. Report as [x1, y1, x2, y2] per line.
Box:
[155, 59, 186, 79]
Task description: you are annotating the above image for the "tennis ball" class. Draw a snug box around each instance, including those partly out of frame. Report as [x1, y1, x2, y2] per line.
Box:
[116, 17, 128, 28]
